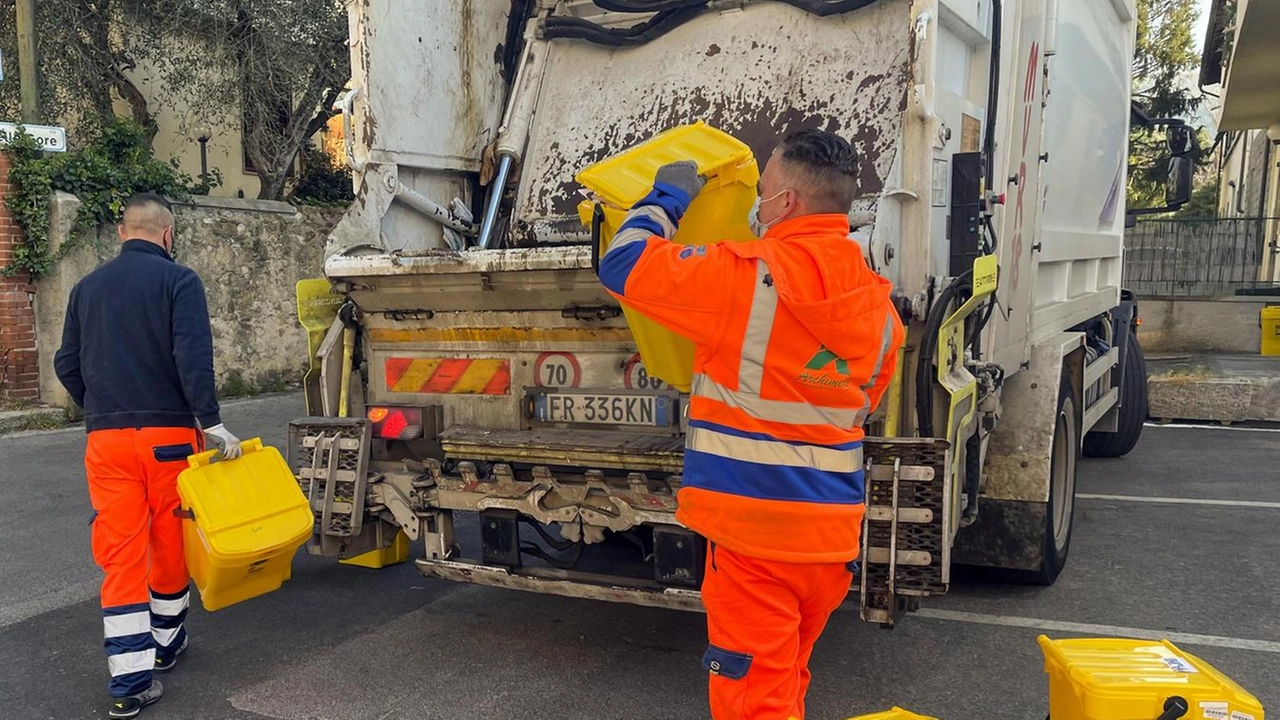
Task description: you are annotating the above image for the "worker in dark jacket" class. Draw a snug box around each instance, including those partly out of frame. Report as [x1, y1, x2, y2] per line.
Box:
[55, 193, 241, 719]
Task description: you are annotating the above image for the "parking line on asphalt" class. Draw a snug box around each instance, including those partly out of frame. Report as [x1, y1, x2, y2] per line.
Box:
[1077, 493, 1280, 509]
[916, 608, 1280, 654]
[1143, 422, 1280, 433]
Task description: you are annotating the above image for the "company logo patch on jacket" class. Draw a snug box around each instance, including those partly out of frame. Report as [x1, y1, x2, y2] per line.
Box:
[798, 345, 854, 389]
[678, 245, 708, 260]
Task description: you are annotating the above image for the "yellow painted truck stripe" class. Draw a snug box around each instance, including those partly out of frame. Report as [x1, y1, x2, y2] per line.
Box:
[369, 327, 633, 344]
[391, 358, 442, 393]
[452, 359, 508, 394]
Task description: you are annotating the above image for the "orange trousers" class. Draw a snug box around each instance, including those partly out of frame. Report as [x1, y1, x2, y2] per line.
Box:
[700, 543, 853, 720]
[87, 427, 199, 697]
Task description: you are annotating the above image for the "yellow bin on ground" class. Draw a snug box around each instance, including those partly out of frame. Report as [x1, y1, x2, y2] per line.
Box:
[1038, 635, 1265, 720]
[845, 708, 939, 720]
[178, 438, 313, 612]
[576, 121, 759, 391]
[1261, 306, 1280, 356]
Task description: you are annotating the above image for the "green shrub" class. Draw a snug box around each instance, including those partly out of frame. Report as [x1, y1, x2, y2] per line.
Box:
[3, 117, 214, 278]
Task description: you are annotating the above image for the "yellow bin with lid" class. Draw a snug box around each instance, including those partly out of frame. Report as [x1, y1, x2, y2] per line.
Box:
[1261, 306, 1280, 356]
[1038, 635, 1265, 720]
[178, 438, 314, 612]
[845, 708, 939, 720]
[577, 121, 759, 391]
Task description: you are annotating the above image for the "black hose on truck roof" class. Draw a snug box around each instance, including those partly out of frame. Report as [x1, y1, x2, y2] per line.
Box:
[542, 0, 883, 46]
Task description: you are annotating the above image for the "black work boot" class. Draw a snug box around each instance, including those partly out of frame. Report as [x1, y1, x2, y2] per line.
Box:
[108, 680, 164, 719]
[154, 636, 189, 673]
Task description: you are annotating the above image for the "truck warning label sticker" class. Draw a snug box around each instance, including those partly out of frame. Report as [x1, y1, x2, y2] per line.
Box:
[384, 358, 511, 395]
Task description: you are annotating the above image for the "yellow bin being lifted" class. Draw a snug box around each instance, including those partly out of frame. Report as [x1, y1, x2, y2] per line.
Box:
[577, 121, 759, 391]
[1038, 635, 1265, 720]
[178, 439, 313, 612]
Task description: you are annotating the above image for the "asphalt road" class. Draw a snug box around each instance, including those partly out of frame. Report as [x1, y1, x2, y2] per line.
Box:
[2, 394, 1277, 720]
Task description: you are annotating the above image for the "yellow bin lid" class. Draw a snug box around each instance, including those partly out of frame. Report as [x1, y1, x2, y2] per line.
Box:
[1039, 636, 1264, 715]
[178, 439, 314, 564]
[575, 120, 758, 209]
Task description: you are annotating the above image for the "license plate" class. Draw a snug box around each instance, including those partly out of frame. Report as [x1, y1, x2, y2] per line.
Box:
[531, 392, 674, 427]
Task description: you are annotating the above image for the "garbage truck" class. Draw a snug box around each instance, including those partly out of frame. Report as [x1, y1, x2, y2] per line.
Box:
[291, 0, 1195, 625]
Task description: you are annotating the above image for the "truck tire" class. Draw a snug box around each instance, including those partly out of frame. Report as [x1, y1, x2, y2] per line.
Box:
[1082, 330, 1147, 458]
[1036, 372, 1080, 585]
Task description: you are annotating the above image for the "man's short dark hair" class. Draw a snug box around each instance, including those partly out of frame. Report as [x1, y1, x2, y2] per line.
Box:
[120, 193, 175, 235]
[123, 192, 174, 216]
[776, 129, 859, 214]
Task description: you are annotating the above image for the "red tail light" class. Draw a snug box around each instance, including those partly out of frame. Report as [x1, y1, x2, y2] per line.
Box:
[366, 406, 424, 440]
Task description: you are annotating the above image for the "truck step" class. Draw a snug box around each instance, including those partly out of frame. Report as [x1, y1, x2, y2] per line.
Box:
[860, 437, 952, 626]
[288, 419, 373, 554]
[439, 426, 684, 474]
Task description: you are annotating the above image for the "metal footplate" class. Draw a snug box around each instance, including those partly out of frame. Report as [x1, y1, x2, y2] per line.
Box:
[860, 437, 952, 627]
[288, 419, 373, 556]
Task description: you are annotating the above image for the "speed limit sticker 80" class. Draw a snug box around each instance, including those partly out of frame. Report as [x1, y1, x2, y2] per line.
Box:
[623, 353, 670, 391]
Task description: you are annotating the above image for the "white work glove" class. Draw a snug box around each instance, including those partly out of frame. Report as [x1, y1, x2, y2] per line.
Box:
[203, 424, 243, 460]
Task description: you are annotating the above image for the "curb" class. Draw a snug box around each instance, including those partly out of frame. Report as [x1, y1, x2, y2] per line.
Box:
[0, 407, 69, 435]
[1148, 375, 1280, 424]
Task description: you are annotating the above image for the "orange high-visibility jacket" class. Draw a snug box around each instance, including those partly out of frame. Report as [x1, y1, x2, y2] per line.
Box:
[599, 182, 904, 563]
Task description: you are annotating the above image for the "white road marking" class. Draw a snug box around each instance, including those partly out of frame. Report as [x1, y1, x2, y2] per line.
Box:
[1144, 422, 1280, 433]
[1078, 493, 1280, 509]
[916, 608, 1280, 654]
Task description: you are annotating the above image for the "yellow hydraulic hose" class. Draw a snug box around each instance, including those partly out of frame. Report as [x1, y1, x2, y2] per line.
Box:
[337, 326, 355, 418]
[883, 332, 907, 438]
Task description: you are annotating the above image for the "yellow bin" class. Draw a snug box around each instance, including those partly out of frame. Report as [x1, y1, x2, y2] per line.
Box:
[178, 438, 314, 612]
[577, 121, 759, 391]
[845, 708, 939, 720]
[1261, 306, 1280, 357]
[1038, 635, 1265, 720]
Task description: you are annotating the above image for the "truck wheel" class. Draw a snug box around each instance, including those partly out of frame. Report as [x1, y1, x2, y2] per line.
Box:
[1082, 330, 1147, 458]
[1036, 373, 1079, 585]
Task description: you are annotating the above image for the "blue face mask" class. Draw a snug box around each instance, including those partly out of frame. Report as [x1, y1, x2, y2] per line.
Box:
[748, 190, 788, 237]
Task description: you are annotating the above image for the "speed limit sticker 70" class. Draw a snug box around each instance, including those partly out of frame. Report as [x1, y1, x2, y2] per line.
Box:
[534, 352, 582, 388]
[623, 353, 670, 391]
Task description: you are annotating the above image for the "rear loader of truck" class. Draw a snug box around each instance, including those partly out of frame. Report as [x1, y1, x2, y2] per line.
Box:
[292, 0, 1196, 625]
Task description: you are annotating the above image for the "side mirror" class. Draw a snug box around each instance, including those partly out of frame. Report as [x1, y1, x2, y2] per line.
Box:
[1166, 125, 1193, 156]
[1165, 155, 1194, 208]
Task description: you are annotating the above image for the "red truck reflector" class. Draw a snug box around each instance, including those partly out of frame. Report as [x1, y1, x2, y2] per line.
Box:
[366, 406, 424, 440]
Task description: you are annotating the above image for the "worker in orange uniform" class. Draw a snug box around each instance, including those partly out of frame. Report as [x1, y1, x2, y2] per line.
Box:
[598, 129, 903, 720]
[54, 193, 243, 719]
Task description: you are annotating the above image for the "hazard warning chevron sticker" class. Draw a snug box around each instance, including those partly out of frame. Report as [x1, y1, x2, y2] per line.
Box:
[384, 357, 511, 395]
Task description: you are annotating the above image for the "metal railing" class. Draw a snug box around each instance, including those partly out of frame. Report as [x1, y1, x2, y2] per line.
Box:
[1123, 216, 1280, 297]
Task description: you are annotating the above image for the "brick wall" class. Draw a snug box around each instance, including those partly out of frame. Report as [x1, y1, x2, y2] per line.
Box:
[0, 153, 40, 400]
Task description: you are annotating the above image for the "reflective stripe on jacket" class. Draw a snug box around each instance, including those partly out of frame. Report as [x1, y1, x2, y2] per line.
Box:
[599, 183, 904, 563]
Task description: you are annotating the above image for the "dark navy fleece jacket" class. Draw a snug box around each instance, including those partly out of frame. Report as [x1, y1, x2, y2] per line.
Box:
[54, 240, 222, 432]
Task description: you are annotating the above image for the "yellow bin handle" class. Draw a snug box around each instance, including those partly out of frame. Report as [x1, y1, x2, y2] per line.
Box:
[187, 437, 265, 468]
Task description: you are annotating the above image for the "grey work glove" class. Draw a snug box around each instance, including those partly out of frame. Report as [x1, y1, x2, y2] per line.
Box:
[654, 160, 705, 202]
[203, 424, 243, 460]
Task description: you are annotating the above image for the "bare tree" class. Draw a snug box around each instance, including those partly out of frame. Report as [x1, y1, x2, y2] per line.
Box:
[141, 0, 349, 200]
[0, 1, 159, 140]
[1, 0, 349, 200]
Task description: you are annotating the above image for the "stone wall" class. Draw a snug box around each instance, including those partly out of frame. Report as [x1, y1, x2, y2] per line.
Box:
[0, 154, 40, 401]
[35, 194, 342, 409]
[1137, 296, 1272, 355]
